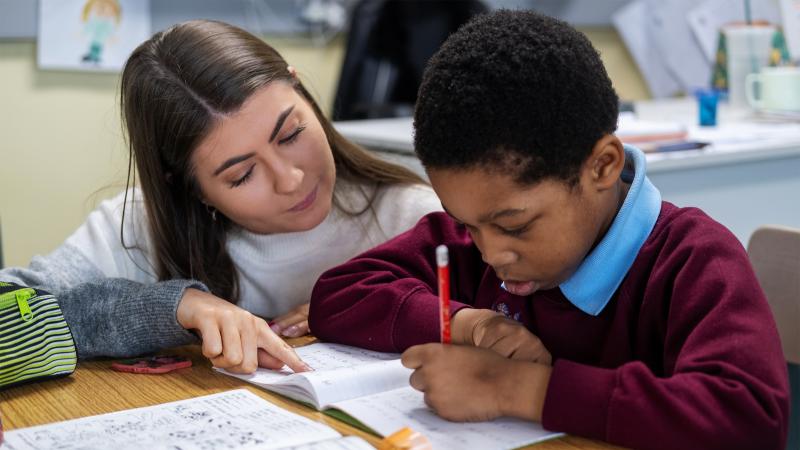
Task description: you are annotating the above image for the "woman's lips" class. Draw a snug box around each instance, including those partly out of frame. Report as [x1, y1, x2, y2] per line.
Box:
[288, 185, 318, 212]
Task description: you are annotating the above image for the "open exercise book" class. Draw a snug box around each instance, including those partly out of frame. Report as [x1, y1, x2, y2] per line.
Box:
[3, 389, 372, 450]
[219, 343, 563, 450]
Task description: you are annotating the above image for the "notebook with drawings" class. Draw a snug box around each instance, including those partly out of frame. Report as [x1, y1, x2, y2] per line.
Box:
[2, 389, 373, 450]
[218, 343, 563, 450]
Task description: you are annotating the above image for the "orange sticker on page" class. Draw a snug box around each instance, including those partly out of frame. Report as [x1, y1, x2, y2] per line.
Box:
[377, 427, 432, 450]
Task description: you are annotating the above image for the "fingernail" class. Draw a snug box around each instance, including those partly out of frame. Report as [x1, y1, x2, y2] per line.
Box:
[282, 325, 300, 337]
[270, 323, 282, 334]
[302, 363, 314, 372]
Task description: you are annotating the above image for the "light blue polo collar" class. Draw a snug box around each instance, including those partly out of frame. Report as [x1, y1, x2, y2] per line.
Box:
[557, 145, 661, 315]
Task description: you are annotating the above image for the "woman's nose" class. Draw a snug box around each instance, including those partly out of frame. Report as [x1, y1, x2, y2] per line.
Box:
[270, 157, 304, 194]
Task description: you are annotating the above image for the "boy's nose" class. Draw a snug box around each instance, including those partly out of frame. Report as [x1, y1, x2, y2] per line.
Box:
[478, 238, 516, 268]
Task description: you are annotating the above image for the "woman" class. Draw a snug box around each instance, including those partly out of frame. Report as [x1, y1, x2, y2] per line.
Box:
[0, 20, 439, 373]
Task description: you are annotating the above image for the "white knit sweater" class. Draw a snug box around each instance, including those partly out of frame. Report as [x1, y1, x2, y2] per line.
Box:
[63, 181, 441, 318]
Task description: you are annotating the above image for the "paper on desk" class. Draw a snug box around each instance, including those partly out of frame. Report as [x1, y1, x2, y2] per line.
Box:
[241, 342, 400, 378]
[283, 437, 375, 450]
[330, 386, 562, 450]
[617, 112, 687, 142]
[689, 121, 800, 147]
[687, 0, 781, 61]
[612, 0, 682, 98]
[220, 343, 408, 409]
[2, 390, 370, 450]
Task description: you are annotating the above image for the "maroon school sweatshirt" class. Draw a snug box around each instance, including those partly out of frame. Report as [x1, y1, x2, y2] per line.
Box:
[309, 204, 789, 450]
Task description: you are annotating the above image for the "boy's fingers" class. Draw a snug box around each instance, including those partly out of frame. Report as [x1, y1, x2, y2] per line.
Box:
[409, 369, 427, 391]
[401, 348, 420, 369]
[541, 350, 552, 365]
[485, 335, 517, 358]
[423, 393, 437, 414]
[475, 327, 505, 349]
[512, 344, 548, 363]
[401, 343, 437, 369]
[504, 336, 551, 364]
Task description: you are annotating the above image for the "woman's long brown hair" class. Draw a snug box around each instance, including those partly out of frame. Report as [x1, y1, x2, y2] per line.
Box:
[120, 20, 424, 302]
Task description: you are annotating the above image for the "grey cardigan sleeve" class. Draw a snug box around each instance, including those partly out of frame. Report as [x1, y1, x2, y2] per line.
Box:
[58, 278, 202, 359]
[0, 243, 202, 359]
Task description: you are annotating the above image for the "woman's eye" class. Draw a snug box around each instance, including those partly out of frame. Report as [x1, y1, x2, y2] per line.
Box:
[278, 125, 306, 145]
[230, 166, 254, 188]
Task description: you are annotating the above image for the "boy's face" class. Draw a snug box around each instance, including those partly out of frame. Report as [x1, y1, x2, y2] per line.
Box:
[428, 145, 623, 297]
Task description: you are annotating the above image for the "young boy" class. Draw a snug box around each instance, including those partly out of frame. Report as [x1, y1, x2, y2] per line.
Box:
[308, 10, 789, 450]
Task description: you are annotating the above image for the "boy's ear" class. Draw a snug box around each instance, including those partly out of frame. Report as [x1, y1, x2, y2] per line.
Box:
[586, 134, 625, 190]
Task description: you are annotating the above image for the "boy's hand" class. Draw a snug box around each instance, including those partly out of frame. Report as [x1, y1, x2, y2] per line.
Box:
[401, 343, 551, 422]
[269, 302, 310, 338]
[452, 309, 552, 365]
[176, 288, 312, 374]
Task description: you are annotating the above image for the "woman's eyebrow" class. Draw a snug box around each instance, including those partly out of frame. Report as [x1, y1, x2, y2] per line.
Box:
[269, 105, 295, 143]
[212, 104, 297, 177]
[213, 152, 256, 176]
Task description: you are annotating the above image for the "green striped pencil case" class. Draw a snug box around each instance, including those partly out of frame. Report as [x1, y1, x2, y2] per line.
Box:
[0, 282, 77, 389]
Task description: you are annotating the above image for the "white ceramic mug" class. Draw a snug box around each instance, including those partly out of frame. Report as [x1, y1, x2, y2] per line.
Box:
[746, 66, 800, 112]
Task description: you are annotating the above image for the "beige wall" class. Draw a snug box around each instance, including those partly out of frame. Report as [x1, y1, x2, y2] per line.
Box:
[0, 29, 647, 268]
[0, 37, 345, 267]
[0, 41, 128, 268]
[581, 27, 650, 101]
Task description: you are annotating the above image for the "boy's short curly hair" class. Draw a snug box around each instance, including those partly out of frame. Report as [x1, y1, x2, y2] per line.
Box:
[414, 9, 619, 186]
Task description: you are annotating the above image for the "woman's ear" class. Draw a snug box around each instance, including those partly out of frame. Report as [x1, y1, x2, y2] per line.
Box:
[587, 134, 625, 191]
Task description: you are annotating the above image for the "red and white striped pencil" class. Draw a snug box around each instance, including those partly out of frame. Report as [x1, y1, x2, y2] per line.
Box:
[436, 245, 451, 344]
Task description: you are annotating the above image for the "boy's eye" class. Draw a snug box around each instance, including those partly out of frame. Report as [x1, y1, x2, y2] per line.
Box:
[498, 224, 530, 237]
[453, 220, 476, 234]
[278, 125, 306, 145]
[230, 165, 254, 188]
[446, 214, 478, 234]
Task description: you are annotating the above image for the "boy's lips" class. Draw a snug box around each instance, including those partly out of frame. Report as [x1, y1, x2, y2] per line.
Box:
[502, 280, 539, 296]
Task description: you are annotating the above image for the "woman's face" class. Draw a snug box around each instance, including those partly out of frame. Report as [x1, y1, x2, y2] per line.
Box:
[191, 81, 336, 234]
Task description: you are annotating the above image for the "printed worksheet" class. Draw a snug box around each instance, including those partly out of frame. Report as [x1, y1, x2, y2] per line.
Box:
[330, 386, 563, 450]
[3, 390, 371, 450]
[220, 343, 410, 409]
[220, 343, 564, 450]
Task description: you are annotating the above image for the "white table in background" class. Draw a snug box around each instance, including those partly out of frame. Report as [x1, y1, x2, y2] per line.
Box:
[334, 98, 800, 244]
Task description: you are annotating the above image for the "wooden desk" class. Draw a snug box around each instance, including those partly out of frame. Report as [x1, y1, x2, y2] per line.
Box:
[0, 341, 622, 450]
